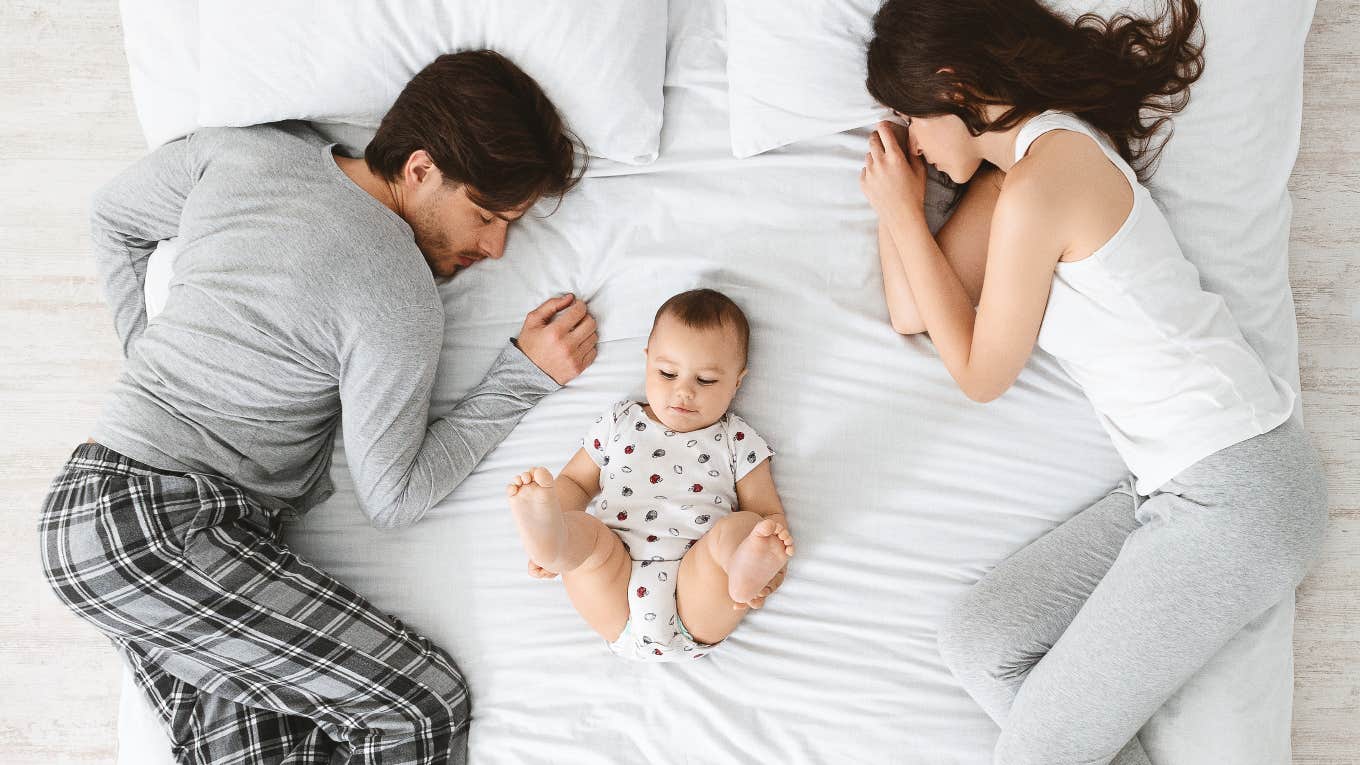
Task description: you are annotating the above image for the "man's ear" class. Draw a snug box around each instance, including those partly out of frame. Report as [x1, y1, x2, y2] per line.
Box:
[403, 149, 440, 187]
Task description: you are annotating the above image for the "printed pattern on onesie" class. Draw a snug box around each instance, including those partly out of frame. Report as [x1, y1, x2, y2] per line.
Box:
[581, 400, 774, 661]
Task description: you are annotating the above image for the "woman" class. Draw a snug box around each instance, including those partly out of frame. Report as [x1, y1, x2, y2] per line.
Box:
[859, 1, 1327, 763]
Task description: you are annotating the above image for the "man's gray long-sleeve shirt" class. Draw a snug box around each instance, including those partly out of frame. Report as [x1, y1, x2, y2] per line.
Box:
[89, 122, 559, 528]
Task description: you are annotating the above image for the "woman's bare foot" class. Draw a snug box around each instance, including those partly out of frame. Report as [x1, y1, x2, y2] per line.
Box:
[507, 467, 567, 572]
[725, 519, 794, 605]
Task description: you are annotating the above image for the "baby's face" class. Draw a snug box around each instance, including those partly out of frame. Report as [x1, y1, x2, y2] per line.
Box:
[643, 315, 747, 433]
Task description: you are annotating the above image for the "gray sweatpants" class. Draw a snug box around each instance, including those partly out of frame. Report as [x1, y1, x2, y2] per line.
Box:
[938, 414, 1328, 765]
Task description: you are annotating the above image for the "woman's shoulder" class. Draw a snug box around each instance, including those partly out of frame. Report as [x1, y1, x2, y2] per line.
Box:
[1000, 132, 1134, 254]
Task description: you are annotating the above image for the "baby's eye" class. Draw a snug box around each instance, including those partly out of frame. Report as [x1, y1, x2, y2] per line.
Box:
[697, 378, 717, 386]
[659, 370, 677, 380]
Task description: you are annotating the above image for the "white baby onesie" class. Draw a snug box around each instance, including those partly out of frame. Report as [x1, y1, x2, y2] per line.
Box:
[582, 400, 774, 661]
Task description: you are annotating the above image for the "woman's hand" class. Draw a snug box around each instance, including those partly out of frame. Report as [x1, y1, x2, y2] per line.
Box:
[860, 120, 927, 225]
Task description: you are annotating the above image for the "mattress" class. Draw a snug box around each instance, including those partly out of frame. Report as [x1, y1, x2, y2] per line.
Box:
[117, 1, 1310, 762]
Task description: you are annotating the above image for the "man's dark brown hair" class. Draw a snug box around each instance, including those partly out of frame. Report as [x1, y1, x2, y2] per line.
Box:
[651, 289, 752, 366]
[365, 49, 585, 212]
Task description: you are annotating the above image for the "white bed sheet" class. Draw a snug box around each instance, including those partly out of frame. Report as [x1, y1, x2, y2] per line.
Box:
[118, 1, 1306, 762]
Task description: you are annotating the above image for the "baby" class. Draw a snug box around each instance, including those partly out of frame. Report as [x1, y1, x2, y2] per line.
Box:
[507, 288, 794, 661]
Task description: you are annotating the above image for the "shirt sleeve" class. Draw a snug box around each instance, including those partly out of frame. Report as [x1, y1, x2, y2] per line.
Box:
[726, 413, 776, 482]
[340, 307, 561, 529]
[581, 401, 626, 467]
[90, 136, 195, 357]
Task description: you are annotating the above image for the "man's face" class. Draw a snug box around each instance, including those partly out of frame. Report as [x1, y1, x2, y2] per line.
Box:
[395, 151, 530, 281]
[406, 182, 528, 281]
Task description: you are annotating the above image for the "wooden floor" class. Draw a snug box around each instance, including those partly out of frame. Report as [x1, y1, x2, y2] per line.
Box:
[1, 2, 1355, 763]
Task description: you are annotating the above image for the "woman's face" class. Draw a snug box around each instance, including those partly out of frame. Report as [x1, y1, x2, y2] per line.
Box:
[900, 112, 984, 184]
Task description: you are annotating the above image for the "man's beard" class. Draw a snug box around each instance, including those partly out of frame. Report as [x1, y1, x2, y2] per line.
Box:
[410, 208, 478, 282]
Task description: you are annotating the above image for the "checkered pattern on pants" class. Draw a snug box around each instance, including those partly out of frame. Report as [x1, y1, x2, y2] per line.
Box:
[39, 444, 469, 765]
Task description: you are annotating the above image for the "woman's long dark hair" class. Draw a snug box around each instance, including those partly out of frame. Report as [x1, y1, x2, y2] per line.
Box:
[866, 0, 1205, 181]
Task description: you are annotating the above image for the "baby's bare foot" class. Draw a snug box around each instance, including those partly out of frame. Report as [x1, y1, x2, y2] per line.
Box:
[726, 519, 794, 605]
[507, 467, 566, 572]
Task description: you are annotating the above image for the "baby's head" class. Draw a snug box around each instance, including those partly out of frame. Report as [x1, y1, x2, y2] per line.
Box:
[644, 289, 750, 433]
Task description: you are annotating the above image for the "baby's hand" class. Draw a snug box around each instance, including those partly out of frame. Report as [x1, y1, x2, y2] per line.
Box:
[527, 559, 558, 579]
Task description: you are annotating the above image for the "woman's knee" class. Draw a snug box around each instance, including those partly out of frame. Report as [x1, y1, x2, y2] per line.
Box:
[936, 588, 1029, 685]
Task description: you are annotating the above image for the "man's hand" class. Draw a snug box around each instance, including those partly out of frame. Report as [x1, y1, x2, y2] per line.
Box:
[516, 293, 598, 385]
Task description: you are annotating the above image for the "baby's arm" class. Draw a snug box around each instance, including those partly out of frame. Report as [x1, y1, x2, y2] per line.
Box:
[735, 460, 789, 529]
[735, 460, 794, 603]
[555, 447, 602, 513]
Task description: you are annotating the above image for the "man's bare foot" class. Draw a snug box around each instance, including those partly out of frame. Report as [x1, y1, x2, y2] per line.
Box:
[507, 467, 566, 573]
[726, 519, 794, 605]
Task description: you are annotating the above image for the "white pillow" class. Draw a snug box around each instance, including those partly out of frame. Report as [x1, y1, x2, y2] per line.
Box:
[725, 0, 889, 158]
[195, 0, 667, 166]
[119, 0, 198, 148]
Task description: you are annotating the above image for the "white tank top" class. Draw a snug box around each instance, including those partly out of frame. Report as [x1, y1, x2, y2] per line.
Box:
[1019, 111, 1295, 495]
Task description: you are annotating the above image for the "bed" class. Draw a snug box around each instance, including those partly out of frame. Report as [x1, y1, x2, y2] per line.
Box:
[116, 0, 1316, 762]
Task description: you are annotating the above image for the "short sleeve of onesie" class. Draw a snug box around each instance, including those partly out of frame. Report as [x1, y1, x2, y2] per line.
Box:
[582, 400, 629, 467]
[724, 413, 775, 482]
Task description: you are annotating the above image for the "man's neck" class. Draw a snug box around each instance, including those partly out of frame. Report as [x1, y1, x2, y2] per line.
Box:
[334, 153, 401, 216]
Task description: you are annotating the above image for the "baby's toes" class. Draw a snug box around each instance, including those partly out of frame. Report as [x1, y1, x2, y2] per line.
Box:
[530, 466, 555, 487]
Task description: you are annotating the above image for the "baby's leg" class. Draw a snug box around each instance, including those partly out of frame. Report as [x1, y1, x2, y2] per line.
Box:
[676, 511, 793, 645]
[508, 467, 630, 641]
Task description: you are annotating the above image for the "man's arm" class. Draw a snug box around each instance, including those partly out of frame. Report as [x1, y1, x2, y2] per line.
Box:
[341, 295, 597, 530]
[90, 137, 194, 356]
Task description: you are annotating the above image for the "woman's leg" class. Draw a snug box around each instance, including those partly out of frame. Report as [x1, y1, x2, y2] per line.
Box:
[991, 422, 1328, 765]
[936, 166, 1003, 306]
[507, 467, 632, 641]
[675, 511, 792, 645]
[937, 483, 1154, 765]
[40, 457, 470, 765]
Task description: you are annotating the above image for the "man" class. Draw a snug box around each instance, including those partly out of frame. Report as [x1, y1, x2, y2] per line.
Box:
[39, 51, 594, 764]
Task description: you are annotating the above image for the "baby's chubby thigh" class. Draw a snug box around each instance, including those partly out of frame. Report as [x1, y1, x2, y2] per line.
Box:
[675, 510, 767, 644]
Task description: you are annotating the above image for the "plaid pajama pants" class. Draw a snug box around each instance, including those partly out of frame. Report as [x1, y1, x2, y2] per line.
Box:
[39, 443, 469, 765]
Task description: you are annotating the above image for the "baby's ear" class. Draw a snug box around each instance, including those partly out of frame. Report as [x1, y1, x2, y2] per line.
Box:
[736, 368, 748, 387]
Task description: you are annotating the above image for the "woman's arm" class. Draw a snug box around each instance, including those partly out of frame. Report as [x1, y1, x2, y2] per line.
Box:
[879, 221, 927, 335]
[879, 167, 1001, 335]
[863, 124, 1060, 403]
